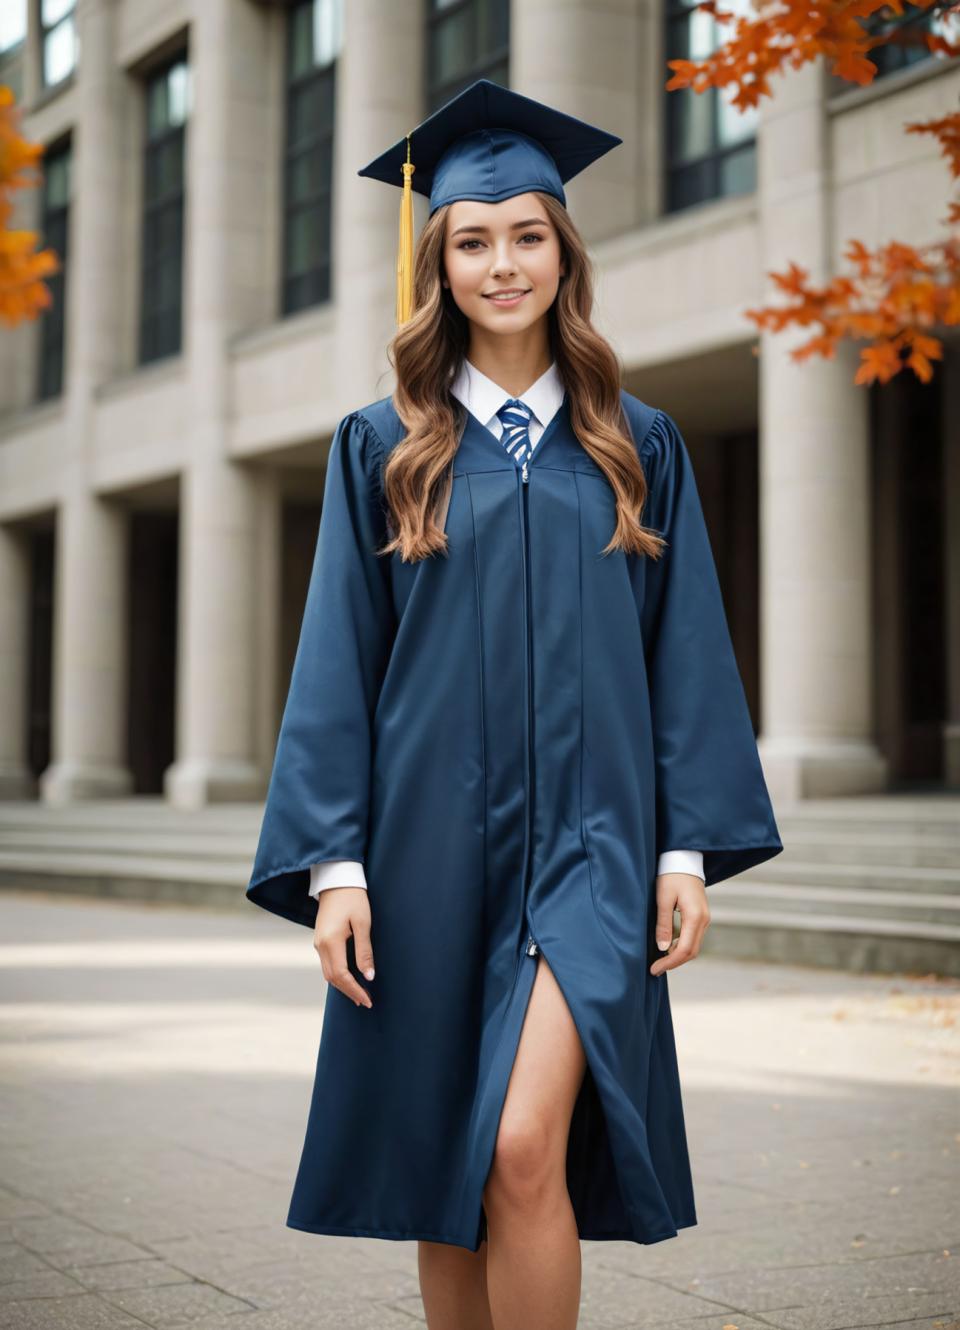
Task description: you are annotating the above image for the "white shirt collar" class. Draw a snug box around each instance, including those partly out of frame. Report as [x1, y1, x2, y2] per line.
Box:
[449, 356, 566, 431]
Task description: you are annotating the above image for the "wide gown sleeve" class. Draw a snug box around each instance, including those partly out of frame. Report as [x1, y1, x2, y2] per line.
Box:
[636, 409, 783, 888]
[246, 411, 397, 927]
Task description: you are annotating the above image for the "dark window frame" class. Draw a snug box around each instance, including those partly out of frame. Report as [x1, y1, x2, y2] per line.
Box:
[865, 5, 942, 78]
[425, 0, 510, 112]
[281, 0, 340, 316]
[36, 135, 70, 401]
[662, 0, 757, 214]
[138, 49, 189, 366]
[39, 0, 77, 89]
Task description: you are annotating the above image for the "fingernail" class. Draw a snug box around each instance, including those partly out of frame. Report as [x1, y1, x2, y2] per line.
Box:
[364, 967, 375, 981]
[657, 939, 670, 951]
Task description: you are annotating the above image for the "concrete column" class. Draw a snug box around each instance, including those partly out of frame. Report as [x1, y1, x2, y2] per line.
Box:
[511, 0, 645, 239]
[42, 495, 130, 804]
[41, 0, 133, 804]
[253, 469, 282, 777]
[333, 0, 425, 406]
[0, 525, 33, 798]
[943, 343, 960, 785]
[164, 0, 272, 807]
[755, 64, 887, 802]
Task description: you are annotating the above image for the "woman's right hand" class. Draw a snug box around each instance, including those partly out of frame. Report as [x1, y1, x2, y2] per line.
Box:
[313, 887, 375, 1009]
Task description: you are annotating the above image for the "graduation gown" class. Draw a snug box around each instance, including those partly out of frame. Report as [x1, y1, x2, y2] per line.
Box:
[246, 387, 783, 1249]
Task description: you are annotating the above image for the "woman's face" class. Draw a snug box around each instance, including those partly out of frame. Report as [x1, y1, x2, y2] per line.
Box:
[442, 192, 565, 335]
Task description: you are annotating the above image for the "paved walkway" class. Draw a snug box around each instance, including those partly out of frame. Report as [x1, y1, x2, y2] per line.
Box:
[0, 889, 958, 1330]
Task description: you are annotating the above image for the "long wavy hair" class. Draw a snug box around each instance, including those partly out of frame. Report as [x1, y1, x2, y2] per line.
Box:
[379, 191, 667, 565]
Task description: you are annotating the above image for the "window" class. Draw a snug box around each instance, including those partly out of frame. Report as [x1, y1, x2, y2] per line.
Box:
[663, 0, 758, 213]
[0, 0, 26, 55]
[0, 0, 27, 99]
[37, 139, 70, 400]
[867, 4, 959, 77]
[40, 0, 77, 88]
[282, 0, 342, 315]
[426, 0, 509, 112]
[139, 53, 189, 365]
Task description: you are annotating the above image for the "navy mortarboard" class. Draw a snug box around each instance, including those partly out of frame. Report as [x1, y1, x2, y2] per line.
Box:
[357, 78, 622, 324]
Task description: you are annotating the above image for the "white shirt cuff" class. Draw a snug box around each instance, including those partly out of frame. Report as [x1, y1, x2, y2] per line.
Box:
[308, 860, 368, 897]
[656, 850, 705, 881]
[310, 854, 703, 894]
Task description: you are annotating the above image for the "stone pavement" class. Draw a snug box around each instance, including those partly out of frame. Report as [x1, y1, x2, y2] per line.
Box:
[0, 889, 958, 1330]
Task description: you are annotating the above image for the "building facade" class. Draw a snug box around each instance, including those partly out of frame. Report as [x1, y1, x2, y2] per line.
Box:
[0, 0, 958, 816]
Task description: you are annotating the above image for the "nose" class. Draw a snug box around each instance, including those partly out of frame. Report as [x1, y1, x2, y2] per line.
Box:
[490, 239, 518, 279]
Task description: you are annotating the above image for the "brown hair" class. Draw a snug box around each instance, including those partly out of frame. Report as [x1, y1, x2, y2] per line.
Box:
[379, 191, 666, 565]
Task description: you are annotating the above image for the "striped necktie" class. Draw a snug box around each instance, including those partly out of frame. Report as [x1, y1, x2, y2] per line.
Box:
[495, 397, 535, 468]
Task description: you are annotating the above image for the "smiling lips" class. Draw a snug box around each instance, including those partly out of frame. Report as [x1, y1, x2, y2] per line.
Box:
[483, 288, 532, 304]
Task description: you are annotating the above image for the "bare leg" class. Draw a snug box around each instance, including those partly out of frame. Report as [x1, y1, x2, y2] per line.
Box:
[418, 1238, 495, 1330]
[482, 956, 588, 1330]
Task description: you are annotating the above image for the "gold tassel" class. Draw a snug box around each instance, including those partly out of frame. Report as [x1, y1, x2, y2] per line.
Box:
[396, 136, 415, 326]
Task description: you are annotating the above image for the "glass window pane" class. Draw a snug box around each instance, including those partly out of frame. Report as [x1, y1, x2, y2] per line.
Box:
[289, 2, 313, 78]
[43, 17, 76, 85]
[665, 0, 757, 213]
[719, 142, 756, 196]
[167, 61, 191, 126]
[313, 0, 343, 67]
[688, 6, 715, 58]
[45, 211, 67, 256]
[718, 83, 758, 145]
[930, 5, 960, 46]
[289, 75, 335, 145]
[289, 0, 342, 75]
[287, 141, 332, 204]
[286, 206, 330, 276]
[433, 8, 476, 85]
[146, 76, 169, 137]
[670, 88, 714, 163]
[668, 158, 713, 211]
[427, 0, 510, 110]
[44, 149, 71, 208]
[157, 254, 181, 309]
[146, 135, 183, 202]
[479, 0, 509, 51]
[0, 0, 26, 53]
[42, 0, 74, 27]
[155, 199, 182, 254]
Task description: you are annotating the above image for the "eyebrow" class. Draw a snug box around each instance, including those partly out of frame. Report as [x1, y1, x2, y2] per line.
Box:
[450, 218, 550, 237]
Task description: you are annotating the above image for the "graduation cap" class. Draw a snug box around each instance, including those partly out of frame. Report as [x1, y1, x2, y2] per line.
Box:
[357, 79, 623, 325]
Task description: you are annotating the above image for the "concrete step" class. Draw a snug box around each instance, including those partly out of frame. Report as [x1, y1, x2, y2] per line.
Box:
[0, 828, 257, 865]
[703, 901, 960, 978]
[2, 793, 959, 977]
[763, 832, 960, 870]
[707, 878, 960, 925]
[758, 858, 960, 894]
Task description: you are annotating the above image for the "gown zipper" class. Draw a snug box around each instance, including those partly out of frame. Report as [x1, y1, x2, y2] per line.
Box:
[519, 457, 538, 959]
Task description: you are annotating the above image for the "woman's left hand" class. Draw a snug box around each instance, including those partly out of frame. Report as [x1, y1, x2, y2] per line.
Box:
[649, 872, 711, 975]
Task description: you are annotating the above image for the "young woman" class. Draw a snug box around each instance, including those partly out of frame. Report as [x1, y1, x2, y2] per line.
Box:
[247, 80, 783, 1330]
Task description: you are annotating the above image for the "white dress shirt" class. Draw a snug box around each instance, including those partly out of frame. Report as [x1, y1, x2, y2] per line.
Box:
[308, 357, 704, 896]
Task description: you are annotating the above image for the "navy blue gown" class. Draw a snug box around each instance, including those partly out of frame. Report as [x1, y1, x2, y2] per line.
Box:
[247, 387, 783, 1249]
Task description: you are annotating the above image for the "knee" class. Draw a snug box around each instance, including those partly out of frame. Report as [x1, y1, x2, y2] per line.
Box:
[484, 1111, 558, 1213]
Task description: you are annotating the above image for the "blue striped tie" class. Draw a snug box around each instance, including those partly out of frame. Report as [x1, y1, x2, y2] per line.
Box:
[495, 397, 535, 468]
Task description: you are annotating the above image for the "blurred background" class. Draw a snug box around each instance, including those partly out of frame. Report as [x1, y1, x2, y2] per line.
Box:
[0, 3, 958, 1328]
[1, 0, 958, 977]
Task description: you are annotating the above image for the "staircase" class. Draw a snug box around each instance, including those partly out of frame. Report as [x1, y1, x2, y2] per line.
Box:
[0, 798, 257, 912]
[703, 795, 960, 977]
[0, 793, 958, 977]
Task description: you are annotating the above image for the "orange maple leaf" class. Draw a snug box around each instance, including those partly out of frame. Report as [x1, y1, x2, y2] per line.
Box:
[0, 84, 61, 326]
[667, 1, 960, 382]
